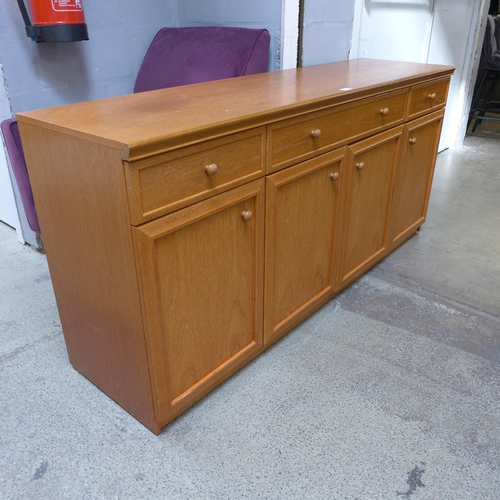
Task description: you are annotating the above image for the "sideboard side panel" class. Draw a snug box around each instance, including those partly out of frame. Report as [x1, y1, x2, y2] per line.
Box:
[18, 122, 158, 433]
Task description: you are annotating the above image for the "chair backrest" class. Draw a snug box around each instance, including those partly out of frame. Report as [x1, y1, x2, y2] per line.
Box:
[134, 26, 270, 93]
[0, 118, 41, 234]
[481, 15, 500, 70]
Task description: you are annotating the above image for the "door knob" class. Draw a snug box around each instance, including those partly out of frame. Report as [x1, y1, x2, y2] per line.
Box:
[205, 163, 218, 176]
[241, 211, 253, 222]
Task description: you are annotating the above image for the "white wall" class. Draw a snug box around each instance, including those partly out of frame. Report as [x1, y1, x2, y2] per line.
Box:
[427, 0, 489, 148]
[350, 0, 489, 149]
[302, 0, 355, 66]
[352, 0, 434, 63]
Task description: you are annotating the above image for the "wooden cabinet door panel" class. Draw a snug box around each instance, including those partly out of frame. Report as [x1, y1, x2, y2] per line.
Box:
[337, 127, 403, 290]
[389, 109, 444, 247]
[264, 149, 345, 344]
[133, 180, 264, 425]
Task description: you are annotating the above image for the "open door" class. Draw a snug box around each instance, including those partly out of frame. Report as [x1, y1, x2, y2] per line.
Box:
[351, 0, 489, 149]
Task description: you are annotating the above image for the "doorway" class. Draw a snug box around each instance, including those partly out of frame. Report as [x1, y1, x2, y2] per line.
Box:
[467, 2, 500, 139]
[350, 0, 490, 150]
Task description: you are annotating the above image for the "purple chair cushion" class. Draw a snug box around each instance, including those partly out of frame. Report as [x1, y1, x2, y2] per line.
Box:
[1, 118, 41, 234]
[134, 26, 270, 93]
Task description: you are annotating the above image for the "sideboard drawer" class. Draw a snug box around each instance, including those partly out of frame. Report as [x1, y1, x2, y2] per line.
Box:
[125, 128, 266, 225]
[407, 78, 450, 120]
[267, 89, 407, 173]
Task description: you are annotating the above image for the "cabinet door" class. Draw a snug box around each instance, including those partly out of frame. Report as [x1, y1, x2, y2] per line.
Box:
[389, 109, 444, 248]
[336, 126, 403, 290]
[133, 180, 264, 426]
[264, 149, 345, 345]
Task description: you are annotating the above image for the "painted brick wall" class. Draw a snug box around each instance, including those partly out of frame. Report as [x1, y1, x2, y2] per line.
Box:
[1, 0, 355, 113]
[0, 0, 177, 114]
[302, 0, 355, 66]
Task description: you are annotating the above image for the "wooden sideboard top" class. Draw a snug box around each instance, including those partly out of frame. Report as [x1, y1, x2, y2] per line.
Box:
[17, 58, 454, 161]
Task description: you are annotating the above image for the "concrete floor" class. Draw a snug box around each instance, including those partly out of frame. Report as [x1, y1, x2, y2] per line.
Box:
[1, 134, 499, 499]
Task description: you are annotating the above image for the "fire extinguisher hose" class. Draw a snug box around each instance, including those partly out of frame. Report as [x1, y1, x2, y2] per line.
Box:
[17, 0, 32, 28]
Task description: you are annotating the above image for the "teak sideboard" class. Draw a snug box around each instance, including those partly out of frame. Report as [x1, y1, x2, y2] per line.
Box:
[17, 59, 454, 434]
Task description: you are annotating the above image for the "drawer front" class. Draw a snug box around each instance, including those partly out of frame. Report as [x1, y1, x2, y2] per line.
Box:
[407, 78, 450, 120]
[125, 128, 265, 225]
[267, 89, 407, 173]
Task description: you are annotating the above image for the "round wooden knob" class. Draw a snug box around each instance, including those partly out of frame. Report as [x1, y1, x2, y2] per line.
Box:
[330, 172, 339, 181]
[356, 162, 365, 170]
[310, 129, 322, 139]
[241, 210, 253, 222]
[379, 107, 389, 116]
[409, 137, 417, 145]
[428, 93, 437, 100]
[205, 163, 218, 176]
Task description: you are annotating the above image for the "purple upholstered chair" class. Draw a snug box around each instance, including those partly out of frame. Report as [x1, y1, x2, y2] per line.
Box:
[1, 26, 270, 238]
[1, 117, 41, 234]
[134, 26, 270, 93]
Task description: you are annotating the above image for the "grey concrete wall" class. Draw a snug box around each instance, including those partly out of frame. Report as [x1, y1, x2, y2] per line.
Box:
[0, 1, 177, 113]
[0, 1, 355, 114]
[0, 0, 285, 114]
[302, 0, 355, 66]
[1, 0, 355, 114]
[176, 0, 281, 71]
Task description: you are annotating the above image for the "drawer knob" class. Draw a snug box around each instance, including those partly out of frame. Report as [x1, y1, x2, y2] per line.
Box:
[310, 129, 322, 139]
[409, 137, 417, 145]
[356, 162, 365, 171]
[428, 93, 437, 100]
[241, 210, 253, 222]
[205, 163, 218, 176]
[379, 107, 389, 116]
[330, 172, 340, 181]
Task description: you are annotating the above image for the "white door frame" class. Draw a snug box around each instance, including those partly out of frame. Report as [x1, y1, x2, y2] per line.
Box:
[0, 63, 24, 243]
[452, 0, 489, 148]
[281, 0, 300, 69]
[350, 0, 490, 149]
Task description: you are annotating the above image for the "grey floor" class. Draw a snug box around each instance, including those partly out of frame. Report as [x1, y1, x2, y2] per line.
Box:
[1, 132, 500, 500]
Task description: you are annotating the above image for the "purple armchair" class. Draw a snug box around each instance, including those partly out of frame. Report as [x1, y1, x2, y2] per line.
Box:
[1, 118, 41, 234]
[2, 26, 270, 237]
[134, 26, 270, 93]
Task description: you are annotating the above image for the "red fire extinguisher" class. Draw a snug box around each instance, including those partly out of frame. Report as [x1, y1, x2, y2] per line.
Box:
[17, 0, 88, 43]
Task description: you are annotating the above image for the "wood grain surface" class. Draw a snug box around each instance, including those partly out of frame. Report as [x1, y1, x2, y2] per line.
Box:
[17, 59, 453, 161]
[17, 60, 454, 433]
